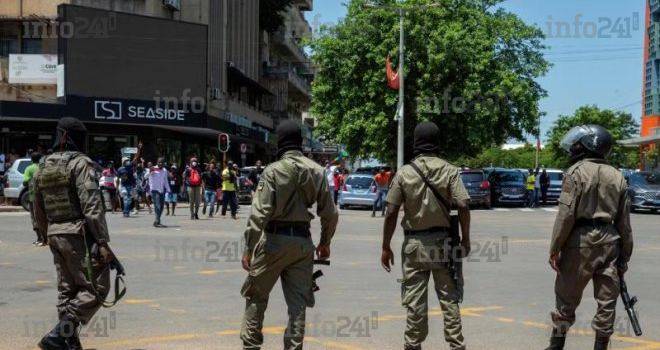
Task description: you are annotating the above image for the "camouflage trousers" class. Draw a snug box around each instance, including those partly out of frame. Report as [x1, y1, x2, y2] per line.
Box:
[552, 243, 620, 337]
[49, 234, 110, 325]
[240, 233, 315, 350]
[401, 233, 465, 350]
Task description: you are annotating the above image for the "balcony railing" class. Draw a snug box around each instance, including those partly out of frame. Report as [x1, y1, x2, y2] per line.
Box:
[271, 30, 309, 64]
[227, 98, 274, 129]
[652, 0, 660, 15]
[265, 65, 312, 97]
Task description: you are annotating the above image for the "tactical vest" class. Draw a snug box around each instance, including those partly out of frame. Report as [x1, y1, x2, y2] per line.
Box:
[36, 152, 84, 223]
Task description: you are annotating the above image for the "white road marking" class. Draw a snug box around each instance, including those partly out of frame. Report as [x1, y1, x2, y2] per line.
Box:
[541, 207, 558, 212]
[519, 208, 534, 212]
[493, 208, 511, 212]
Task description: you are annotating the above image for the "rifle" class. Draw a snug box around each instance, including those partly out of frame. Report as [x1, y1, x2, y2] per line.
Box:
[312, 259, 330, 292]
[620, 273, 642, 336]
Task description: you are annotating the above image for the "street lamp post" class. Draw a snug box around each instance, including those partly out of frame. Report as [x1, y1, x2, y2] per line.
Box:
[364, 2, 440, 169]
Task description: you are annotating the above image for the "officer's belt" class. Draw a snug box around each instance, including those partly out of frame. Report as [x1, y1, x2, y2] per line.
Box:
[404, 226, 450, 236]
[266, 221, 311, 238]
[574, 218, 612, 227]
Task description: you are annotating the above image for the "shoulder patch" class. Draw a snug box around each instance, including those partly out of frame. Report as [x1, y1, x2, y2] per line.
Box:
[257, 181, 264, 191]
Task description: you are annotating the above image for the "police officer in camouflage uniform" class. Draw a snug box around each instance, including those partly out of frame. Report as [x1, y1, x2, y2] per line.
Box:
[381, 122, 471, 350]
[542, 125, 633, 350]
[240, 120, 338, 350]
[33, 117, 115, 350]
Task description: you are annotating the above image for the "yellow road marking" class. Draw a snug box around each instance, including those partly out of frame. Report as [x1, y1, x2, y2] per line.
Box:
[496, 317, 515, 323]
[83, 333, 210, 348]
[169, 308, 187, 314]
[197, 269, 244, 275]
[522, 321, 550, 330]
[307, 338, 375, 350]
[0, 262, 16, 266]
[123, 298, 155, 304]
[34, 280, 50, 285]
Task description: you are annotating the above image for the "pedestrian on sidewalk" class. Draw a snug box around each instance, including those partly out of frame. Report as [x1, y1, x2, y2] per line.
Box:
[526, 169, 536, 208]
[183, 157, 203, 220]
[534, 167, 541, 207]
[202, 163, 221, 218]
[134, 162, 152, 215]
[23, 151, 47, 246]
[221, 161, 238, 219]
[117, 142, 142, 217]
[371, 167, 391, 217]
[165, 165, 180, 216]
[148, 157, 170, 227]
[101, 161, 118, 213]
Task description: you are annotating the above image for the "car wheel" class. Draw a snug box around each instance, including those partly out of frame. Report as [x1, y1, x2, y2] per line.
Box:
[651, 209, 658, 214]
[20, 191, 30, 211]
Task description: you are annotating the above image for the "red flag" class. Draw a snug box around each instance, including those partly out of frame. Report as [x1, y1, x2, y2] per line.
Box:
[386, 54, 400, 90]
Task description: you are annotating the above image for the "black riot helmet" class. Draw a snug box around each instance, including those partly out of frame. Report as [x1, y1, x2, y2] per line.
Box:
[559, 125, 614, 161]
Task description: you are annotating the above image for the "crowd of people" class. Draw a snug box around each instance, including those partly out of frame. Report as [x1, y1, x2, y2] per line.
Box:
[96, 150, 257, 227]
[526, 168, 552, 208]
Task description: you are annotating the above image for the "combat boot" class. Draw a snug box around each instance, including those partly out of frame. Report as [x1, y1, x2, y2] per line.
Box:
[65, 331, 83, 350]
[38, 316, 78, 350]
[594, 336, 610, 350]
[404, 344, 421, 350]
[541, 328, 566, 350]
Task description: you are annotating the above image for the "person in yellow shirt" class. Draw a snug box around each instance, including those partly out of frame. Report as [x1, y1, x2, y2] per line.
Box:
[526, 169, 536, 208]
[221, 161, 238, 219]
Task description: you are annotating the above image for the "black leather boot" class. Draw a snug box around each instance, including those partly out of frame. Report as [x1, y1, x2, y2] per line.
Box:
[38, 316, 78, 350]
[404, 344, 421, 350]
[66, 332, 83, 350]
[594, 336, 610, 350]
[541, 329, 566, 350]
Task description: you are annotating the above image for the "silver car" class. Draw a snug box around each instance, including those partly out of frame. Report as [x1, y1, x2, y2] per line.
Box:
[338, 174, 377, 210]
[3, 157, 32, 211]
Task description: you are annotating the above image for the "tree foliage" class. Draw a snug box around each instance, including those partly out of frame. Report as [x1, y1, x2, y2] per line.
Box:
[260, 0, 295, 34]
[309, 0, 550, 164]
[545, 105, 640, 169]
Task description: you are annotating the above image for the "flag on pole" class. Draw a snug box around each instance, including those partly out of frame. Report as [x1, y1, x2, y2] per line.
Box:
[386, 54, 400, 90]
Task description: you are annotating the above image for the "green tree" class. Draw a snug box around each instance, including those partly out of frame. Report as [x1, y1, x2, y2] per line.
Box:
[309, 0, 550, 164]
[453, 145, 561, 169]
[260, 0, 295, 34]
[545, 105, 640, 169]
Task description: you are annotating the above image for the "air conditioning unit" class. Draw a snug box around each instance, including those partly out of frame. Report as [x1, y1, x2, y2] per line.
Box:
[163, 0, 180, 11]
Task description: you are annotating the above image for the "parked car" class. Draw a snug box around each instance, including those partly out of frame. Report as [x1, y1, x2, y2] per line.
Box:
[487, 169, 528, 207]
[627, 171, 660, 213]
[543, 169, 564, 202]
[460, 170, 491, 209]
[237, 176, 253, 204]
[338, 174, 377, 209]
[3, 157, 32, 211]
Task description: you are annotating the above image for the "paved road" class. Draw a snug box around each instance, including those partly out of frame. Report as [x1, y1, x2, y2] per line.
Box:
[1, 206, 658, 350]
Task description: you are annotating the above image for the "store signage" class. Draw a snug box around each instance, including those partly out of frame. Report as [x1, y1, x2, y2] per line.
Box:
[9, 54, 58, 84]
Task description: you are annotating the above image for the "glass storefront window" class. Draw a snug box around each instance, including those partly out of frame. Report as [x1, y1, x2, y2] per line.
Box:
[156, 139, 182, 167]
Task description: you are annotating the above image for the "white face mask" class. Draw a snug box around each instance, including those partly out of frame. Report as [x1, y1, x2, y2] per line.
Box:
[192, 162, 198, 167]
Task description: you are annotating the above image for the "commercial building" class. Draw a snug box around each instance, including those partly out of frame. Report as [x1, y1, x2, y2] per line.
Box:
[0, 0, 318, 167]
[634, 0, 660, 170]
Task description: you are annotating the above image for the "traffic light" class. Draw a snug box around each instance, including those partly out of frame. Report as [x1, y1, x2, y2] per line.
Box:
[219, 133, 230, 153]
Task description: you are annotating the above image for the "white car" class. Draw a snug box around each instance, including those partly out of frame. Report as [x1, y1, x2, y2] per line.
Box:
[3, 158, 32, 211]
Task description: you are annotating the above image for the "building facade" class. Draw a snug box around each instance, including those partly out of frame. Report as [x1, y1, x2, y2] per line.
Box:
[0, 0, 318, 168]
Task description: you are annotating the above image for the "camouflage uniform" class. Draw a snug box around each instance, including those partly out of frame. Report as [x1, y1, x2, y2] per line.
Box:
[386, 155, 470, 350]
[549, 159, 633, 337]
[33, 151, 111, 326]
[240, 150, 338, 350]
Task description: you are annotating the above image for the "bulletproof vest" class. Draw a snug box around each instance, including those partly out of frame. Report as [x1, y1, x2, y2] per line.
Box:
[36, 152, 84, 223]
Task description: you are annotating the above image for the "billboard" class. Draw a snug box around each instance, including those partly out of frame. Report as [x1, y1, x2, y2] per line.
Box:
[59, 4, 207, 119]
[8, 54, 58, 84]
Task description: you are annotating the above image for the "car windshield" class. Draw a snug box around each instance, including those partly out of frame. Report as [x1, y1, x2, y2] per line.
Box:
[630, 172, 660, 185]
[546, 172, 563, 181]
[346, 176, 373, 189]
[496, 171, 524, 182]
[460, 173, 483, 183]
[17, 161, 30, 174]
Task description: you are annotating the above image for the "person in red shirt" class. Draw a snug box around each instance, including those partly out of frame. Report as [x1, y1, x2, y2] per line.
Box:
[372, 167, 391, 217]
[332, 169, 342, 205]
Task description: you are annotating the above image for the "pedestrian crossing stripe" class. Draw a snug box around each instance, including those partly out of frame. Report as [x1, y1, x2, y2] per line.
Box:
[541, 208, 558, 212]
[493, 208, 511, 212]
[520, 208, 534, 212]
